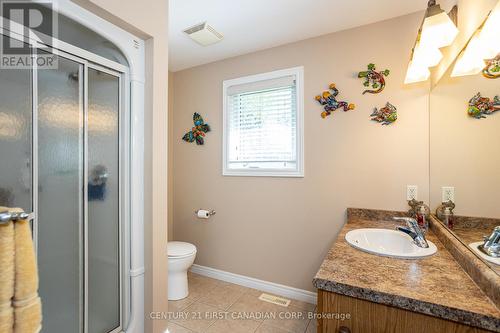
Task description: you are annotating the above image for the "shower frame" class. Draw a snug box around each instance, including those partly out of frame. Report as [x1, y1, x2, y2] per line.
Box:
[0, 19, 132, 333]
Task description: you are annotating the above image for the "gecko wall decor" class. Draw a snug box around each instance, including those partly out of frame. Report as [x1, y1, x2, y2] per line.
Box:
[182, 112, 211, 145]
[467, 93, 500, 119]
[314, 83, 355, 119]
[358, 63, 390, 94]
[482, 54, 500, 79]
[370, 102, 398, 125]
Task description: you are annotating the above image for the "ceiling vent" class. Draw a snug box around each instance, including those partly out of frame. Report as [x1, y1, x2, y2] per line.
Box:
[183, 22, 223, 46]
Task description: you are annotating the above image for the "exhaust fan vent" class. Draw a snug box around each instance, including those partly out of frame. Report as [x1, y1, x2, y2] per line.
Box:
[183, 22, 223, 46]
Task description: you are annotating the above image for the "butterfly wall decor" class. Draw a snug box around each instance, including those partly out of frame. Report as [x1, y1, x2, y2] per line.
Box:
[182, 113, 211, 145]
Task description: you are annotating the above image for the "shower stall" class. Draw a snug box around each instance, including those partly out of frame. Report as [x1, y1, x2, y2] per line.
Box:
[0, 5, 143, 332]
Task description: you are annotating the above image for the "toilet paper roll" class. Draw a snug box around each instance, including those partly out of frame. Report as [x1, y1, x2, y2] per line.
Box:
[197, 210, 210, 219]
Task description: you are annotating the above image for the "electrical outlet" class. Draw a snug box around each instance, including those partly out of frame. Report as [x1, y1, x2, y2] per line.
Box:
[407, 185, 418, 201]
[442, 186, 455, 202]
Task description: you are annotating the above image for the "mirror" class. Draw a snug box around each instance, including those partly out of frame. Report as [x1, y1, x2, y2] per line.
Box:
[430, 56, 500, 275]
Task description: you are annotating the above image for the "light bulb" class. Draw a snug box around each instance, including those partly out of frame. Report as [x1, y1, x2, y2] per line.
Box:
[413, 42, 443, 68]
[452, 0, 500, 77]
[405, 60, 431, 84]
[404, 1, 460, 83]
[478, 1, 500, 59]
[420, 11, 459, 49]
[451, 35, 485, 77]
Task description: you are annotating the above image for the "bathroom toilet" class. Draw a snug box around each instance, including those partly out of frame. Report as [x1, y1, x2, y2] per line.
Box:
[167, 241, 197, 300]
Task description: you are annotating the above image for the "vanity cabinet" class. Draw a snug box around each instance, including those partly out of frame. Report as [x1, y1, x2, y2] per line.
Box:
[316, 290, 493, 333]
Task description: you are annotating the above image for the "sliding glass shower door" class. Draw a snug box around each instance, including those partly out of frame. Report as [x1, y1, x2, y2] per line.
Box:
[0, 37, 124, 333]
[0, 37, 32, 213]
[87, 67, 121, 333]
[37, 51, 84, 333]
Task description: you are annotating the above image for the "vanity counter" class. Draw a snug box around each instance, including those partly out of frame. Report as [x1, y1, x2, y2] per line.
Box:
[313, 208, 500, 332]
[452, 225, 500, 275]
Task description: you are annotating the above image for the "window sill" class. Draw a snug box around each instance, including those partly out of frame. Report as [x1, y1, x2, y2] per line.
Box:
[222, 169, 304, 178]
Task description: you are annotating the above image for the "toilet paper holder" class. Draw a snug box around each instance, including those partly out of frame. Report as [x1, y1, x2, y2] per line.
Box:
[194, 209, 216, 217]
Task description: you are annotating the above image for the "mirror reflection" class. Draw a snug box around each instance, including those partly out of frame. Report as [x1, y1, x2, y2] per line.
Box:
[430, 55, 500, 274]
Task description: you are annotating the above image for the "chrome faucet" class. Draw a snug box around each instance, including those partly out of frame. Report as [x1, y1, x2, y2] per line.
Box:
[480, 226, 500, 258]
[393, 217, 429, 248]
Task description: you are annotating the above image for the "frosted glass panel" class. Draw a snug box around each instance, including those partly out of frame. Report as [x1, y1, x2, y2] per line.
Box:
[1, 36, 125, 332]
[0, 36, 32, 212]
[87, 68, 120, 333]
[37, 54, 83, 333]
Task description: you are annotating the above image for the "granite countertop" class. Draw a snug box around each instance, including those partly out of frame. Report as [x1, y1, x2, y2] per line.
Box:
[312, 208, 500, 332]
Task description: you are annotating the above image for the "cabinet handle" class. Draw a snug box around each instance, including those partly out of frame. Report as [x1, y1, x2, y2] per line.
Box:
[338, 326, 351, 333]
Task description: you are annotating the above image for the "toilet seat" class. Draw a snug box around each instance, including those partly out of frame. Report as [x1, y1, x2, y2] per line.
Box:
[168, 241, 196, 258]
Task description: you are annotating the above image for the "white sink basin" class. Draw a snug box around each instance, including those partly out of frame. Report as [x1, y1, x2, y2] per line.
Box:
[345, 228, 437, 259]
[469, 242, 500, 266]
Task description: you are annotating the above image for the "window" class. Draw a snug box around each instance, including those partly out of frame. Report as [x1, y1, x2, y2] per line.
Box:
[223, 67, 304, 177]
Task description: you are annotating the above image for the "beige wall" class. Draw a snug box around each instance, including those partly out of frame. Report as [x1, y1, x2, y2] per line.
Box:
[72, 1, 169, 332]
[430, 67, 500, 218]
[171, 12, 430, 291]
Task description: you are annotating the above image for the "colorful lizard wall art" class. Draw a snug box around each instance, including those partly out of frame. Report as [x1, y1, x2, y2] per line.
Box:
[370, 102, 398, 125]
[314, 83, 355, 118]
[482, 54, 500, 79]
[468, 93, 500, 119]
[182, 113, 211, 145]
[357, 63, 390, 95]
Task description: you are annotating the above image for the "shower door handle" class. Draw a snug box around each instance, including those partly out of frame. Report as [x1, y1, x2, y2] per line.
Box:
[0, 210, 34, 224]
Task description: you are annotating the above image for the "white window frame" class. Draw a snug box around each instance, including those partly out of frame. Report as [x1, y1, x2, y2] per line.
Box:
[222, 66, 304, 177]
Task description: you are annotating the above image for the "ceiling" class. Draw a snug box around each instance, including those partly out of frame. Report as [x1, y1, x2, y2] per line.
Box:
[169, 0, 430, 72]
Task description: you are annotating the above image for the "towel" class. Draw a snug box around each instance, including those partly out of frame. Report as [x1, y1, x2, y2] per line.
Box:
[11, 208, 42, 333]
[0, 207, 14, 333]
[0, 303, 14, 333]
[13, 298, 41, 333]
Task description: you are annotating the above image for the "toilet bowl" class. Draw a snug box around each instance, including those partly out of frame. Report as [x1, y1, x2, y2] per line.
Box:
[167, 241, 197, 300]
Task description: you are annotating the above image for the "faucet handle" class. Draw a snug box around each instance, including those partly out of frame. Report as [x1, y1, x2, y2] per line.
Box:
[483, 227, 500, 247]
[393, 217, 418, 228]
[393, 217, 415, 222]
[396, 226, 418, 239]
[394, 217, 429, 248]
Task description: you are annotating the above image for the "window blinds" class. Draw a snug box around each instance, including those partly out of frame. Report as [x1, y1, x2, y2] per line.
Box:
[227, 75, 297, 170]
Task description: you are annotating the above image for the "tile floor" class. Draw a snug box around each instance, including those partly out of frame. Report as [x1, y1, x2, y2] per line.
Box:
[168, 272, 317, 333]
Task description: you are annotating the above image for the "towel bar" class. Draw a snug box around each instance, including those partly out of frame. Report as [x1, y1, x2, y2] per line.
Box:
[0, 211, 31, 224]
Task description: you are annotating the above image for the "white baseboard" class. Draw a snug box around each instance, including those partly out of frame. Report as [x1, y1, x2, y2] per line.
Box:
[190, 264, 317, 305]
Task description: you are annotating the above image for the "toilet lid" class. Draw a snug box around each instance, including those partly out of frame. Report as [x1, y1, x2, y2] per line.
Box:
[168, 241, 197, 257]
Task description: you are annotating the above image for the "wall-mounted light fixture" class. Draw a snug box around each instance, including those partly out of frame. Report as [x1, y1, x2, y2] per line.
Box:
[452, 0, 500, 77]
[405, 0, 459, 84]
